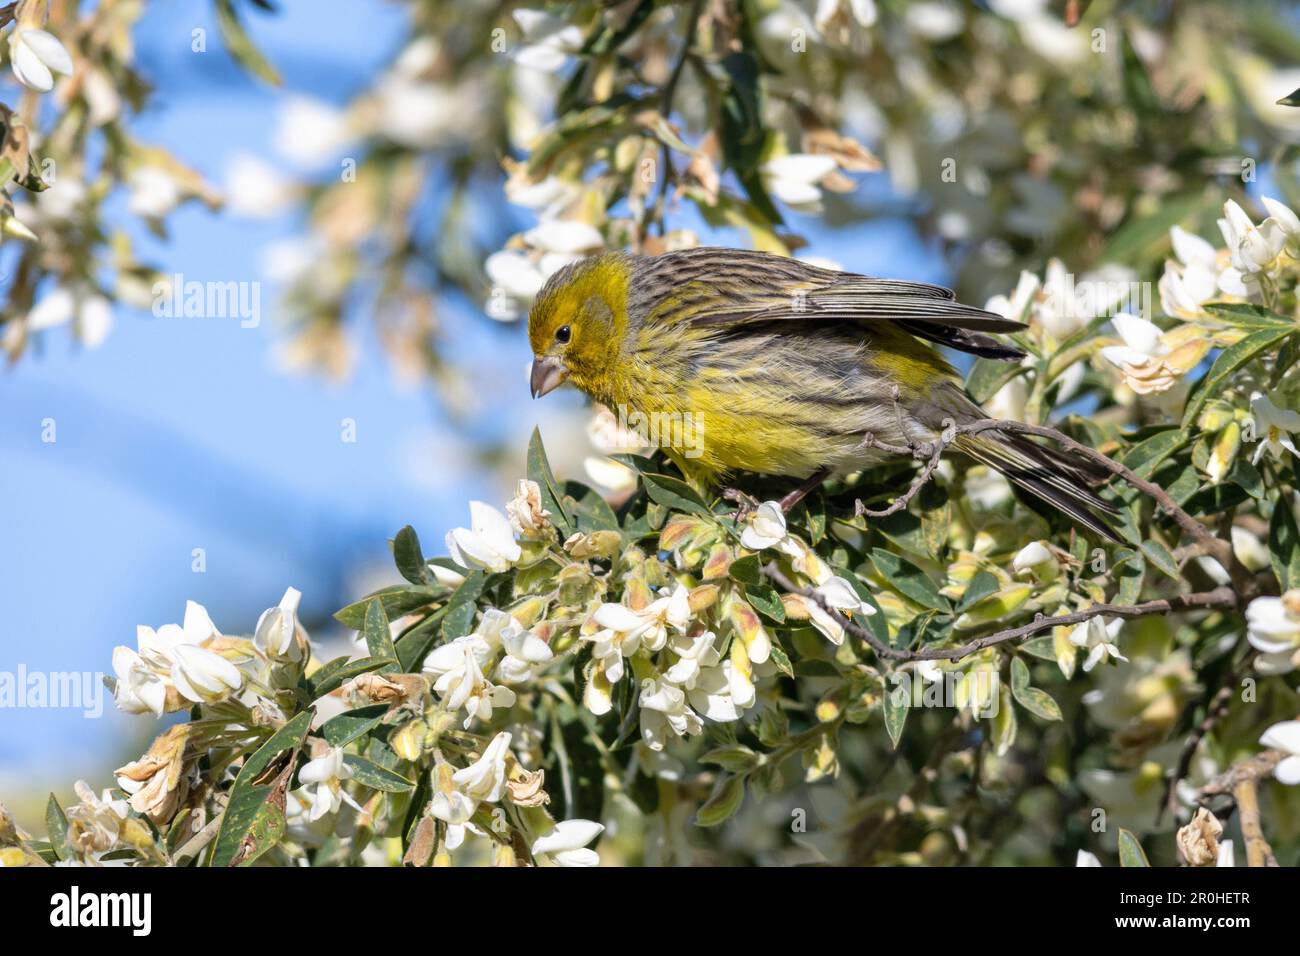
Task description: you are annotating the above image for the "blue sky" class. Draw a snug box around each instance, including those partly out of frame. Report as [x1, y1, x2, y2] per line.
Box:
[0, 0, 954, 793]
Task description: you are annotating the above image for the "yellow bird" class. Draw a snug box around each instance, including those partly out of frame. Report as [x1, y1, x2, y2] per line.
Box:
[527, 247, 1118, 541]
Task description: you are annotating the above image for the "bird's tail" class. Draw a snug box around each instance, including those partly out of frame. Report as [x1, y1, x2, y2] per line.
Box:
[951, 428, 1122, 543]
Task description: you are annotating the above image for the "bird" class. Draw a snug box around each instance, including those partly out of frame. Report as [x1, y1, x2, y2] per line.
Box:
[526, 246, 1119, 542]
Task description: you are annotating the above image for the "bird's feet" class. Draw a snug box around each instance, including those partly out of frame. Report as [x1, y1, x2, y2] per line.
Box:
[722, 487, 761, 521]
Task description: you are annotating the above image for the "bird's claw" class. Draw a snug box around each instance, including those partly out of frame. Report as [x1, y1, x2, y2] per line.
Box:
[722, 487, 760, 521]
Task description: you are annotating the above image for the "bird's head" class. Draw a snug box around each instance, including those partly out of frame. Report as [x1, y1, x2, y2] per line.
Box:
[527, 252, 632, 401]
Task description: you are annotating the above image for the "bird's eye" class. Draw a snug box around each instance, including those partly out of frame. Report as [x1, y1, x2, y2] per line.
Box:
[555, 325, 571, 344]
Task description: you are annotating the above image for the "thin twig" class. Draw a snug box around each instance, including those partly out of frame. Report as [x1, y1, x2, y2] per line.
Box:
[1234, 778, 1279, 867]
[763, 562, 1237, 662]
[1158, 652, 1256, 822]
[642, 0, 703, 239]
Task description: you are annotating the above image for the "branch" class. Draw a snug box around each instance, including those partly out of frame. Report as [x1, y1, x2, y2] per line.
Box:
[1197, 751, 1283, 867]
[642, 0, 703, 239]
[763, 563, 1237, 663]
[1158, 652, 1257, 823]
[857, 415, 1256, 599]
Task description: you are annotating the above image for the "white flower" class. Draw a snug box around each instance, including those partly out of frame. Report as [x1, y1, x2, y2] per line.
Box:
[225, 153, 295, 218]
[423, 632, 517, 728]
[903, 2, 965, 41]
[1075, 849, 1102, 867]
[592, 584, 692, 656]
[255, 586, 305, 661]
[452, 732, 512, 803]
[1217, 840, 1235, 867]
[531, 818, 603, 866]
[761, 154, 838, 213]
[297, 747, 362, 821]
[512, 10, 583, 73]
[583, 455, 638, 494]
[65, 781, 128, 855]
[1259, 721, 1300, 785]
[663, 629, 721, 687]
[481, 609, 552, 683]
[8, 27, 73, 93]
[111, 645, 169, 716]
[639, 677, 703, 750]
[375, 76, 460, 149]
[1245, 591, 1300, 674]
[1099, 313, 1187, 395]
[1249, 392, 1300, 465]
[127, 167, 182, 219]
[1220, 199, 1286, 277]
[506, 479, 551, 537]
[741, 501, 794, 552]
[686, 660, 754, 722]
[25, 288, 113, 348]
[1069, 616, 1127, 672]
[1159, 226, 1225, 320]
[274, 97, 351, 168]
[112, 600, 236, 713]
[787, 575, 876, 646]
[522, 219, 604, 255]
[1262, 196, 1300, 250]
[1011, 541, 1056, 576]
[485, 250, 548, 301]
[446, 501, 522, 573]
[170, 643, 243, 704]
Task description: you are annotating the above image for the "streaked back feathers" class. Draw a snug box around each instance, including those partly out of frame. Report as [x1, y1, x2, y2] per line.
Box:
[527, 246, 1117, 540]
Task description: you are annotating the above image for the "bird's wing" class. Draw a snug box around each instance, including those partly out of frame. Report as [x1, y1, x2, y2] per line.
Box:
[631, 249, 1026, 360]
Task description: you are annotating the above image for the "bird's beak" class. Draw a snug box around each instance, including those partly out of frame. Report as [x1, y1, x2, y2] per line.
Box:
[530, 356, 568, 399]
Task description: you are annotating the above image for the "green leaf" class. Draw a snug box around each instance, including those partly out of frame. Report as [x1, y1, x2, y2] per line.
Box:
[234, 802, 287, 867]
[527, 427, 573, 534]
[44, 794, 69, 861]
[695, 774, 747, 827]
[1140, 539, 1179, 580]
[1202, 302, 1298, 330]
[1010, 658, 1063, 721]
[767, 639, 794, 678]
[343, 755, 415, 793]
[1117, 828, 1150, 867]
[214, 0, 281, 86]
[967, 359, 1027, 404]
[991, 685, 1018, 756]
[392, 526, 428, 585]
[870, 549, 950, 611]
[1019, 635, 1057, 661]
[1269, 498, 1300, 590]
[334, 585, 441, 629]
[728, 553, 762, 586]
[1120, 428, 1187, 479]
[699, 745, 761, 773]
[745, 583, 786, 623]
[956, 570, 1000, 613]
[211, 710, 313, 867]
[1115, 549, 1146, 605]
[882, 679, 909, 749]
[320, 705, 388, 748]
[1182, 327, 1297, 430]
[308, 655, 394, 699]
[562, 480, 620, 533]
[639, 471, 714, 519]
[361, 599, 400, 674]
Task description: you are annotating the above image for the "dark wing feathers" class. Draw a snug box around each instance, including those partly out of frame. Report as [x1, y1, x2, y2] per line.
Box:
[632, 248, 1026, 360]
